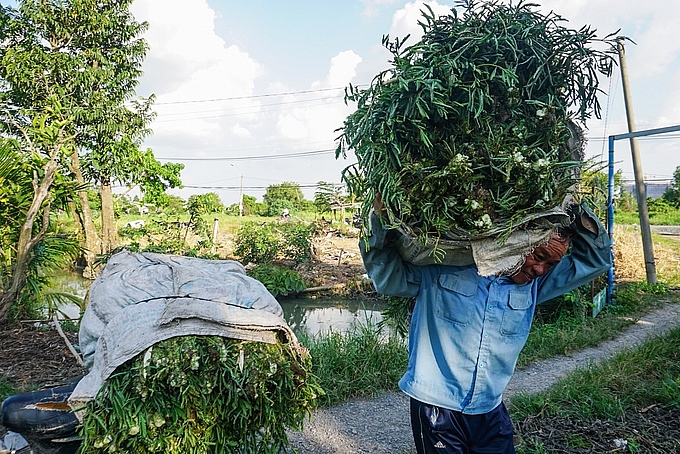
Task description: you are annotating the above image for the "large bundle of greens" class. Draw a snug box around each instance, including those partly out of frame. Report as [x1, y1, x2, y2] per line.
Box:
[336, 0, 617, 241]
[78, 335, 322, 454]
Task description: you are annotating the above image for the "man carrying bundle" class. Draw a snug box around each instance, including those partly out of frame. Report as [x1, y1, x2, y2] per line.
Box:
[360, 195, 611, 453]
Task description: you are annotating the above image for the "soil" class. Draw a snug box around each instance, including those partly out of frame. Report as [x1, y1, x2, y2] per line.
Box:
[2, 232, 680, 453]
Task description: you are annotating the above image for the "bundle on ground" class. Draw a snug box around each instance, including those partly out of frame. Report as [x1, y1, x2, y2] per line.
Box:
[336, 0, 617, 248]
[78, 335, 321, 454]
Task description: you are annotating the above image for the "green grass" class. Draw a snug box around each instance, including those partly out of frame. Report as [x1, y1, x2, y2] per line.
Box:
[510, 324, 680, 421]
[615, 208, 680, 225]
[511, 285, 680, 453]
[0, 376, 16, 402]
[517, 281, 675, 368]
[299, 320, 408, 407]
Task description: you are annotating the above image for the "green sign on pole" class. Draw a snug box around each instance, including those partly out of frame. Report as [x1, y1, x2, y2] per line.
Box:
[592, 288, 607, 318]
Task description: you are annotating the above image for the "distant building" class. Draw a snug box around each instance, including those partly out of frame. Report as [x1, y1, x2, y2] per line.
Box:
[621, 182, 672, 200]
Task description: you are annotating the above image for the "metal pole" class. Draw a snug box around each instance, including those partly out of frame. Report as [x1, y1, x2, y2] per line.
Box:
[617, 38, 657, 284]
[607, 136, 615, 305]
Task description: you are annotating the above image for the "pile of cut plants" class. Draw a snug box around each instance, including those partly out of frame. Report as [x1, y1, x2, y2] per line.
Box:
[78, 335, 322, 454]
[336, 0, 618, 247]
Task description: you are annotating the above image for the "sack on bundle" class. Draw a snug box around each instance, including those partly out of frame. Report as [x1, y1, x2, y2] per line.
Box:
[70, 250, 321, 454]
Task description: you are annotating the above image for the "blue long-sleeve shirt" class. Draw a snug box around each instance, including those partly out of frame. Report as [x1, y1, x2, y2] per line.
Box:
[361, 203, 612, 414]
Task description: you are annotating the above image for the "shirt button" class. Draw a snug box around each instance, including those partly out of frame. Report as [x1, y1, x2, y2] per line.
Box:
[479, 363, 485, 368]
[484, 334, 489, 339]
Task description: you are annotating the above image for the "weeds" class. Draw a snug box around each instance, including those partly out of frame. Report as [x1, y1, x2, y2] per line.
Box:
[300, 320, 408, 407]
[0, 376, 15, 402]
[511, 325, 680, 421]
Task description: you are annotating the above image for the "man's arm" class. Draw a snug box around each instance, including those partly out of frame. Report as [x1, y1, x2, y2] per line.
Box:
[536, 202, 613, 303]
[360, 200, 422, 298]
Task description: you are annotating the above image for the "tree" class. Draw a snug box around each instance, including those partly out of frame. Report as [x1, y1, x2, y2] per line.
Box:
[0, 0, 183, 278]
[0, 105, 79, 320]
[187, 192, 225, 214]
[263, 182, 304, 209]
[662, 166, 680, 208]
[314, 181, 345, 213]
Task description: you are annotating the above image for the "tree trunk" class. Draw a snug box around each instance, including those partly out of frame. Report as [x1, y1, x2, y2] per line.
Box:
[70, 151, 101, 279]
[0, 160, 57, 321]
[68, 199, 84, 237]
[100, 178, 119, 253]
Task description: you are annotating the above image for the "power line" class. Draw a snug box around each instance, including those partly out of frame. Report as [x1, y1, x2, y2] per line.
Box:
[156, 148, 337, 161]
[156, 95, 344, 117]
[154, 97, 345, 123]
[183, 184, 326, 190]
[154, 85, 366, 106]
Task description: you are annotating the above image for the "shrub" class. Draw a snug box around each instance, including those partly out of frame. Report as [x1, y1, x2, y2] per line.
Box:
[233, 222, 281, 264]
[279, 222, 316, 263]
[247, 265, 306, 297]
[233, 221, 316, 265]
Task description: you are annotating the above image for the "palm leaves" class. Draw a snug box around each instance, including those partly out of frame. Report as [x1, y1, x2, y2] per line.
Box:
[0, 139, 82, 321]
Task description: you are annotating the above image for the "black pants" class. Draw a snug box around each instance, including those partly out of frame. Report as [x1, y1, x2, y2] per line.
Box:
[410, 398, 516, 454]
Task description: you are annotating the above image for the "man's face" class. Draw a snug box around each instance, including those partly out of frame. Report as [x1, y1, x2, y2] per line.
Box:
[510, 235, 569, 284]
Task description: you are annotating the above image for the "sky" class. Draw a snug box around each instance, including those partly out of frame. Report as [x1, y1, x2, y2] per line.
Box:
[5, 0, 680, 204]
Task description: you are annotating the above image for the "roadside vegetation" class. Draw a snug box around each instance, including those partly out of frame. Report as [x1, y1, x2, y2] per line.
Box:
[511, 323, 680, 453]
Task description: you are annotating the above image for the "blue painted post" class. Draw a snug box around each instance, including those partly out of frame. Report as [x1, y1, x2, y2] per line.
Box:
[607, 136, 616, 306]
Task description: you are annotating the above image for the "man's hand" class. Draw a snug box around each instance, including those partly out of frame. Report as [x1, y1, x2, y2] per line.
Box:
[374, 192, 387, 218]
[567, 202, 598, 235]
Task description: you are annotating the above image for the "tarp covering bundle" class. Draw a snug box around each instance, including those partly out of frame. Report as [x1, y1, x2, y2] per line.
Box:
[69, 250, 295, 416]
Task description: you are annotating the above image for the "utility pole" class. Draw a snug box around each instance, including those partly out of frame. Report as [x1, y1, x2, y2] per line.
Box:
[617, 37, 657, 284]
[239, 174, 244, 217]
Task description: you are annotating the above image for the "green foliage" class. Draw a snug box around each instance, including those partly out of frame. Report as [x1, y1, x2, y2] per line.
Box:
[113, 194, 138, 217]
[0, 376, 15, 403]
[233, 222, 280, 264]
[263, 182, 304, 209]
[278, 222, 316, 263]
[662, 166, 680, 208]
[265, 198, 295, 217]
[117, 211, 214, 258]
[336, 1, 616, 240]
[299, 320, 408, 407]
[79, 335, 321, 454]
[647, 197, 676, 214]
[247, 265, 306, 297]
[378, 295, 413, 338]
[156, 194, 186, 216]
[0, 0, 184, 259]
[0, 138, 82, 321]
[580, 165, 625, 219]
[186, 192, 225, 215]
[314, 182, 347, 213]
[233, 221, 315, 265]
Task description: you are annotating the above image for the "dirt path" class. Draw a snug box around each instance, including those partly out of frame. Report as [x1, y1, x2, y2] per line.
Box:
[286, 299, 680, 454]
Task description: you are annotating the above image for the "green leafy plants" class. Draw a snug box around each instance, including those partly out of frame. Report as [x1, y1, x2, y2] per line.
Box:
[278, 221, 316, 263]
[336, 0, 617, 242]
[233, 221, 316, 265]
[248, 264, 306, 297]
[233, 222, 281, 264]
[79, 335, 322, 454]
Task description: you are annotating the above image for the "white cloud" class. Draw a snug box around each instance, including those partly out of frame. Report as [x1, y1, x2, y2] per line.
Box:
[232, 124, 251, 138]
[131, 0, 265, 148]
[277, 114, 308, 140]
[327, 51, 363, 88]
[361, 0, 401, 18]
[389, 1, 454, 44]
